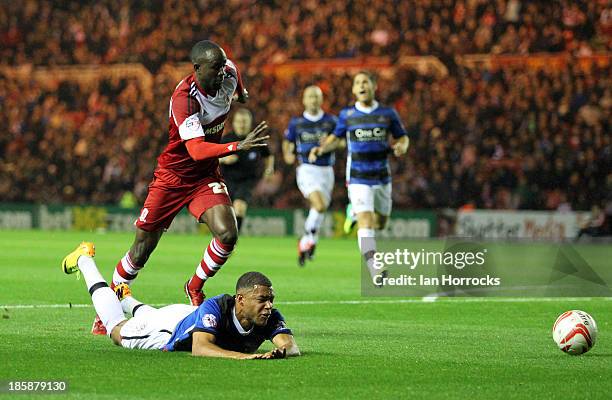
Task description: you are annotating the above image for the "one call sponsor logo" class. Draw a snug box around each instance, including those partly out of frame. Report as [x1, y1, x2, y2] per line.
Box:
[353, 127, 387, 141]
[300, 131, 326, 143]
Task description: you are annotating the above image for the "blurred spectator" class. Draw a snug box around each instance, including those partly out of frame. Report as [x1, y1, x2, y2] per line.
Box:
[576, 205, 607, 239]
[1, 0, 611, 68]
[0, 0, 610, 212]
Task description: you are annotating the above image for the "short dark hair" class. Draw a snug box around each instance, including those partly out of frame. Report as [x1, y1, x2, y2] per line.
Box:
[190, 40, 222, 64]
[354, 70, 377, 85]
[236, 272, 272, 292]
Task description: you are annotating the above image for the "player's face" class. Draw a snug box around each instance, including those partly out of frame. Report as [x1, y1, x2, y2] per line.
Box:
[352, 73, 376, 104]
[243, 285, 275, 327]
[302, 87, 323, 113]
[195, 50, 227, 93]
[232, 112, 253, 136]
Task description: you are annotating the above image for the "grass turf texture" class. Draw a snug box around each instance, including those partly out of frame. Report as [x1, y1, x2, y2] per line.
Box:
[0, 230, 611, 399]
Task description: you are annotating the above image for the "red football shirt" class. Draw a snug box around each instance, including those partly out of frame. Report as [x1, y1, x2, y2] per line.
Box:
[156, 60, 244, 183]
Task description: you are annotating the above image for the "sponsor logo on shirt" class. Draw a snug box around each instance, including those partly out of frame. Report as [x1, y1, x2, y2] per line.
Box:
[300, 131, 326, 143]
[203, 121, 225, 136]
[354, 127, 387, 140]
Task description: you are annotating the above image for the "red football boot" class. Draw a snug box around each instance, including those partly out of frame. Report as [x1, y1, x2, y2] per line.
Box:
[91, 315, 107, 335]
[184, 281, 205, 306]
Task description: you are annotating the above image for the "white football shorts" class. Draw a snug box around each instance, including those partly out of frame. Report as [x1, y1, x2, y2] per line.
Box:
[120, 304, 196, 350]
[296, 164, 334, 205]
[348, 183, 392, 216]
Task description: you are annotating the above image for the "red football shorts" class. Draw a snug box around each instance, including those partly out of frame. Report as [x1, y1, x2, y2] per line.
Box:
[135, 169, 231, 232]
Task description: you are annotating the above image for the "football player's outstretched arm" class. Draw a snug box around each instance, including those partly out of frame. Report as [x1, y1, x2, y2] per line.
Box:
[272, 333, 301, 357]
[236, 121, 270, 151]
[185, 139, 241, 162]
[192, 332, 261, 360]
[185, 121, 268, 162]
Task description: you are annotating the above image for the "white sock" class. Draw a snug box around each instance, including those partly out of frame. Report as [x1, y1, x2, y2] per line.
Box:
[78, 256, 107, 290]
[357, 228, 376, 253]
[357, 228, 378, 276]
[112, 253, 140, 286]
[112, 270, 134, 287]
[304, 209, 324, 242]
[299, 235, 313, 251]
[78, 257, 127, 336]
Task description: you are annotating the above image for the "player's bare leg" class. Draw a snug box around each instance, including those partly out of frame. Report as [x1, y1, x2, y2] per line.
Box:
[200, 204, 238, 247]
[112, 228, 164, 286]
[309, 192, 327, 213]
[233, 199, 248, 232]
[373, 212, 388, 231]
[298, 191, 327, 266]
[185, 204, 238, 305]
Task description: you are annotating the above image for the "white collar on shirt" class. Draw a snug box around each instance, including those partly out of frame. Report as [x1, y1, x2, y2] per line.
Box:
[303, 110, 324, 122]
[355, 100, 379, 114]
[232, 306, 253, 336]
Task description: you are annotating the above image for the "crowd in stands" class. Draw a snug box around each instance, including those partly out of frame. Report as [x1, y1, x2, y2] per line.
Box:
[2, 0, 611, 68]
[1, 0, 610, 212]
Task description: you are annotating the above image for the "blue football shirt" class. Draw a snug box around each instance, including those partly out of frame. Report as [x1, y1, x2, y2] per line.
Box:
[164, 294, 292, 354]
[285, 112, 338, 166]
[334, 102, 407, 185]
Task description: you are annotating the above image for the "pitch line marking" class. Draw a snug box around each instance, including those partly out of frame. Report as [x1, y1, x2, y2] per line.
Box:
[1, 297, 611, 309]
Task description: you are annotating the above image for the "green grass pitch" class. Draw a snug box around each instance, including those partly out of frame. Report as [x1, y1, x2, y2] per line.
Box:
[0, 230, 611, 399]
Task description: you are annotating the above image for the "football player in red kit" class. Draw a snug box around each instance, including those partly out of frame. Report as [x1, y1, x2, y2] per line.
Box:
[92, 40, 269, 334]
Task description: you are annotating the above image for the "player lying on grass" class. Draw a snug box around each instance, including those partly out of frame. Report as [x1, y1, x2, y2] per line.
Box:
[62, 242, 300, 359]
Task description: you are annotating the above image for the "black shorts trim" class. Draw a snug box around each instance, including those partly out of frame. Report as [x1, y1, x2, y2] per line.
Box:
[88, 282, 109, 296]
[122, 330, 173, 340]
[121, 334, 151, 340]
[132, 303, 146, 316]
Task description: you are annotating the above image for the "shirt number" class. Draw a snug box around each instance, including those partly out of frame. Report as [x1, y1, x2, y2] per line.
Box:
[208, 182, 228, 194]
